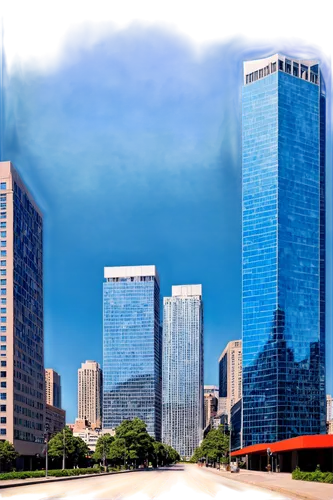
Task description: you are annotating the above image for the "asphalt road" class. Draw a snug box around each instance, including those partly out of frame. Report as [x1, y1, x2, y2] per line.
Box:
[0, 464, 296, 499]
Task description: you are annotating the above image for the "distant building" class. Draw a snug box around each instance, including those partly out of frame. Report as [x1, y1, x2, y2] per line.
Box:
[45, 369, 62, 408]
[327, 395, 333, 434]
[103, 266, 162, 440]
[327, 395, 333, 421]
[204, 389, 218, 429]
[204, 385, 219, 398]
[45, 404, 66, 437]
[78, 361, 102, 427]
[73, 427, 115, 453]
[218, 340, 242, 422]
[162, 284, 204, 460]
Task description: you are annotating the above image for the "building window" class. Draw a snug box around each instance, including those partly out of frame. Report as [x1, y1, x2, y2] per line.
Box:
[0, 393, 6, 400]
[0, 204, 5, 210]
[1, 299, 6, 305]
[0, 213, 6, 219]
[0, 361, 6, 367]
[0, 281, 6, 286]
[293, 62, 299, 77]
[0, 336, 5, 342]
[0, 242, 6, 248]
[0, 327, 6, 332]
[0, 223, 5, 228]
[0, 183, 6, 190]
[0, 261, 5, 267]
[0, 308, 6, 314]
[278, 59, 284, 71]
[0, 417, 6, 423]
[0, 346, 6, 351]
[0, 382, 6, 388]
[0, 371, 5, 377]
[0, 405, 5, 411]
[0, 290, 6, 296]
[0, 252, 6, 257]
[0, 232, 6, 238]
[0, 270, 6, 276]
[285, 59, 292, 74]
[0, 316, 6, 322]
[0, 429, 6, 435]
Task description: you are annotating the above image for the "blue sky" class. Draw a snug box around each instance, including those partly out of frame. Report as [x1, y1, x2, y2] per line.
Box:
[1, 23, 332, 422]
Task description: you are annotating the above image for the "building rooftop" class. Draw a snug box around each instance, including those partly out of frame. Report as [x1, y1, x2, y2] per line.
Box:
[243, 54, 320, 86]
[171, 284, 202, 297]
[104, 265, 159, 284]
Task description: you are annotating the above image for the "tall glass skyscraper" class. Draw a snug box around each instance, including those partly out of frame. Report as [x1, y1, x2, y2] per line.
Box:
[162, 285, 204, 459]
[242, 54, 326, 447]
[103, 266, 161, 440]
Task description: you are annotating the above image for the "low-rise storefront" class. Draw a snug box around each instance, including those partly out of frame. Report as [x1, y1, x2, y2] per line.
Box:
[231, 435, 333, 472]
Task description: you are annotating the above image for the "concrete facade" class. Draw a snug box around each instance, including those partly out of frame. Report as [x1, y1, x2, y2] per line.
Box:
[218, 340, 242, 422]
[45, 404, 65, 437]
[78, 360, 102, 427]
[45, 368, 61, 408]
[0, 161, 45, 458]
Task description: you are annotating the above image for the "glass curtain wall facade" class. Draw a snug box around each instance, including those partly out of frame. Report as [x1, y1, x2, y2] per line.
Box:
[242, 55, 326, 447]
[162, 285, 203, 460]
[103, 266, 161, 440]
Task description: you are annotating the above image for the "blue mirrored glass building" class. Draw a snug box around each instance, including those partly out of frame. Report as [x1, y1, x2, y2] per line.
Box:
[103, 265, 161, 440]
[242, 54, 326, 447]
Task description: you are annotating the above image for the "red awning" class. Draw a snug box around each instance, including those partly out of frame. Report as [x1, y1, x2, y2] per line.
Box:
[231, 434, 333, 457]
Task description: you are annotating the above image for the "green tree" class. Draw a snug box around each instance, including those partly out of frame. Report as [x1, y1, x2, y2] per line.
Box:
[72, 436, 90, 468]
[190, 426, 229, 463]
[164, 444, 180, 464]
[152, 441, 165, 467]
[115, 418, 154, 466]
[0, 441, 19, 472]
[108, 438, 127, 467]
[93, 434, 114, 464]
[48, 427, 89, 469]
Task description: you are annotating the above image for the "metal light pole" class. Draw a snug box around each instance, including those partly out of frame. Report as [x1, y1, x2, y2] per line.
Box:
[229, 423, 232, 466]
[62, 428, 66, 470]
[44, 423, 50, 478]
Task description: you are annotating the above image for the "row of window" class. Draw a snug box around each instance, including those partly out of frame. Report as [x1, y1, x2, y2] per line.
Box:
[0, 196, 6, 400]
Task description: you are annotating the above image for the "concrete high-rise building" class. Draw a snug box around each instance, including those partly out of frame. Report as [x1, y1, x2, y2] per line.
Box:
[204, 391, 218, 429]
[218, 340, 242, 421]
[162, 285, 204, 460]
[242, 54, 326, 447]
[327, 395, 333, 422]
[103, 266, 161, 439]
[78, 360, 102, 428]
[204, 385, 219, 399]
[0, 162, 45, 465]
[45, 368, 61, 408]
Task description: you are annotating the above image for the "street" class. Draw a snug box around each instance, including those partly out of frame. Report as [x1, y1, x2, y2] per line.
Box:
[0, 464, 297, 499]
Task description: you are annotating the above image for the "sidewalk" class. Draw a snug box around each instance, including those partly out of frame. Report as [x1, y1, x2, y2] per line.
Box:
[201, 466, 332, 500]
[0, 469, 133, 489]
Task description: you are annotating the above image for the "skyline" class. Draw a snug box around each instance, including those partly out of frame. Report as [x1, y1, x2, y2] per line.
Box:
[0, 21, 331, 422]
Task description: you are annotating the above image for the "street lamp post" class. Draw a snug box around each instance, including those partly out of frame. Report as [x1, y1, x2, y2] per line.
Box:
[229, 423, 232, 467]
[44, 423, 50, 478]
[62, 428, 66, 470]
